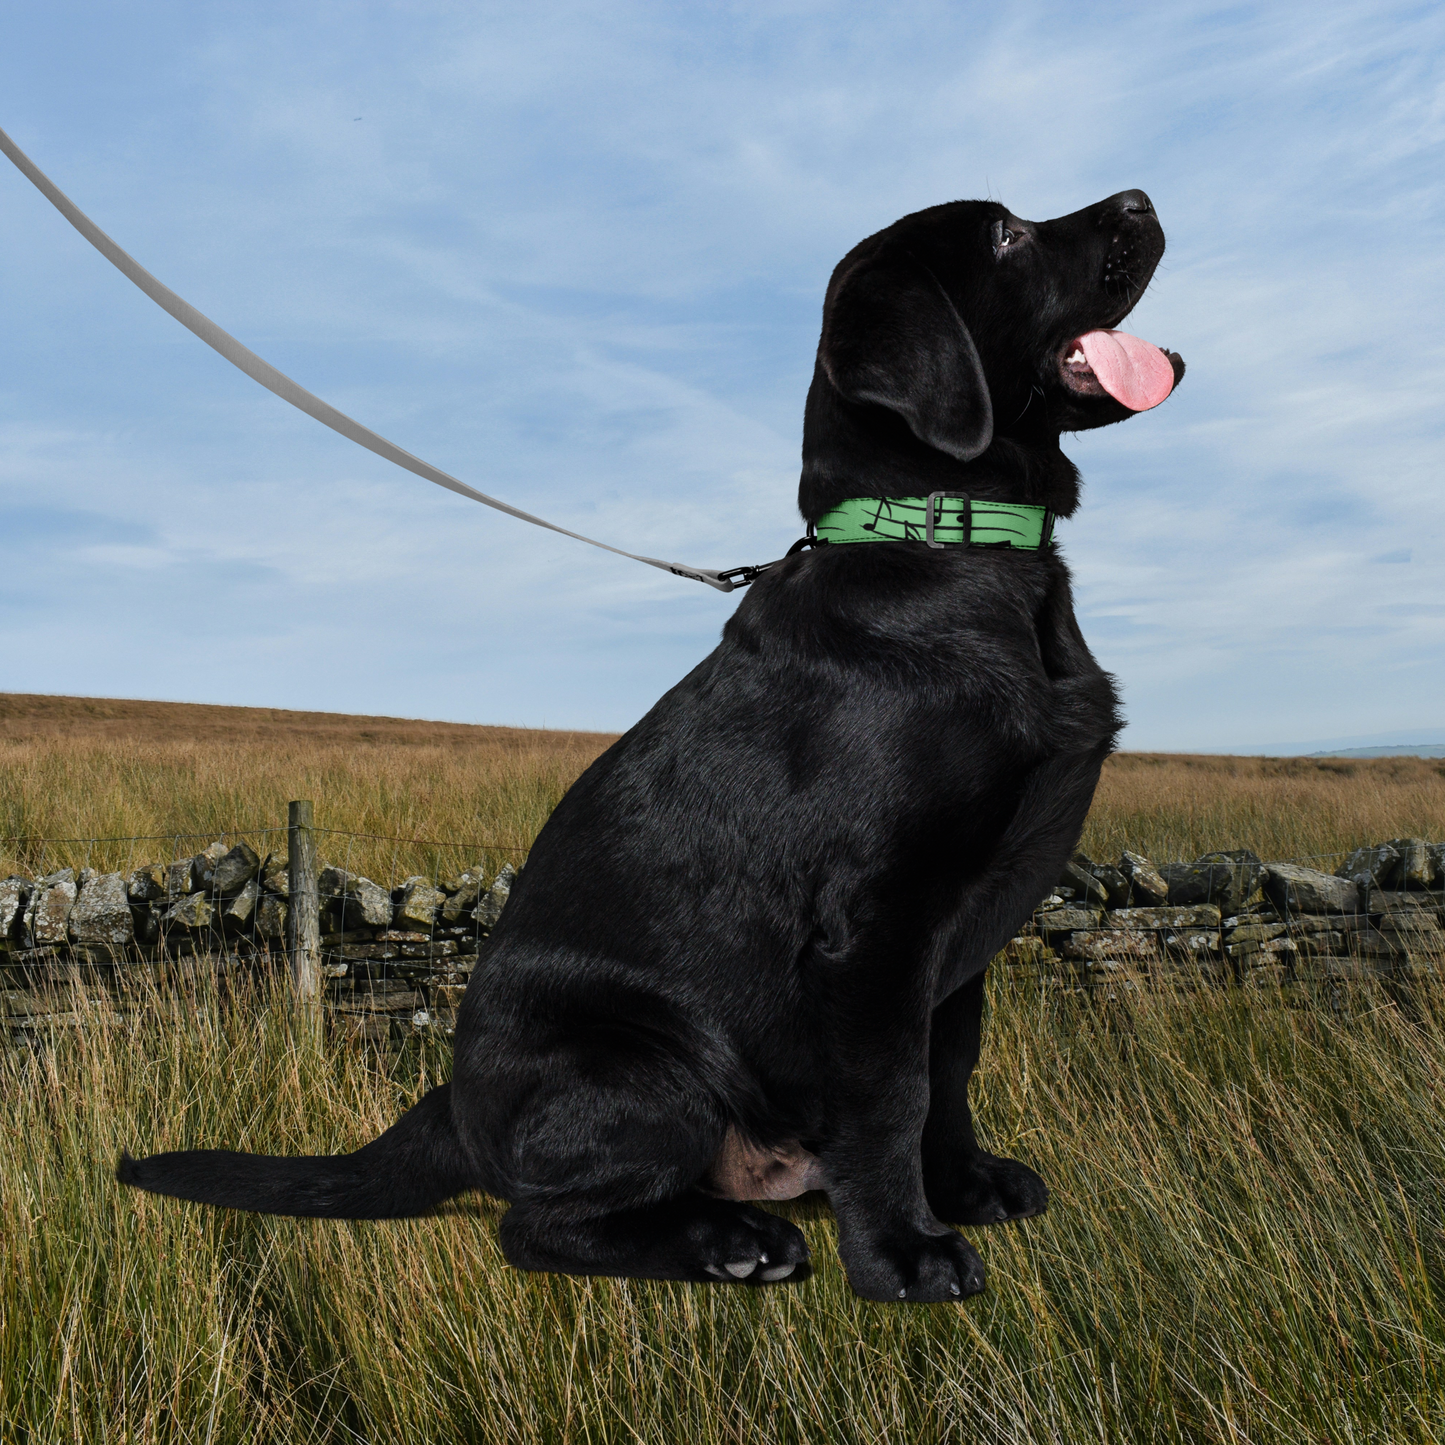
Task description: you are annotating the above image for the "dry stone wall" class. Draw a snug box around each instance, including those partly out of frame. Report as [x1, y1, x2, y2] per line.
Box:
[1009, 837, 1445, 993]
[0, 840, 516, 1045]
[4, 833, 1444, 1044]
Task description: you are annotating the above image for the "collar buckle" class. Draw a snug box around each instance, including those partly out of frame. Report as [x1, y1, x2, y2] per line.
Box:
[925, 491, 971, 548]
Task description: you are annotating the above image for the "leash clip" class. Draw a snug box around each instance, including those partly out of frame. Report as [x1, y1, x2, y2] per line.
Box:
[716, 562, 772, 588]
[925, 491, 971, 548]
[716, 535, 827, 589]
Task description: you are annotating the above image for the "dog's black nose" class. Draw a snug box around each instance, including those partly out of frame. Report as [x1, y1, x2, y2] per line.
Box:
[1110, 190, 1154, 215]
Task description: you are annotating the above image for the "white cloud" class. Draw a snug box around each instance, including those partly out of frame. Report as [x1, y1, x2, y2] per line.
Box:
[2, 0, 1443, 741]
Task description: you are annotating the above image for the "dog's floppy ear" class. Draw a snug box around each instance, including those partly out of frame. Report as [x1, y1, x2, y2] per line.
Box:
[818, 243, 994, 461]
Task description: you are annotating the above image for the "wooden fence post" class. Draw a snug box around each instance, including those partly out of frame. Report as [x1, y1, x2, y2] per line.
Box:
[287, 800, 320, 1003]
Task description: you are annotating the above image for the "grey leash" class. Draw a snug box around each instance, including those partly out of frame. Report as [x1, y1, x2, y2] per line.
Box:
[0, 123, 785, 594]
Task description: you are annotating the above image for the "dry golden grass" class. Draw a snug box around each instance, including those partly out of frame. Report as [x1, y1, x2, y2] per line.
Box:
[0, 693, 617, 883]
[4, 695, 1443, 884]
[5, 695, 1445, 1442]
[5, 965, 1444, 1443]
[1081, 751, 1445, 866]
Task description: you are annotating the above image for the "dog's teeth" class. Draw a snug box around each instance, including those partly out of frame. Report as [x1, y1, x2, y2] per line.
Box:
[759, 1263, 795, 1281]
[1066, 349, 1085, 364]
[724, 1259, 758, 1278]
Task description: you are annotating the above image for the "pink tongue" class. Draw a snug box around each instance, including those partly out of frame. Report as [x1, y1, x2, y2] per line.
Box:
[1077, 330, 1175, 410]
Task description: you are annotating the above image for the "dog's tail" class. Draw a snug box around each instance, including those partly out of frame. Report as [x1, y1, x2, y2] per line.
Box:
[117, 1082, 473, 1218]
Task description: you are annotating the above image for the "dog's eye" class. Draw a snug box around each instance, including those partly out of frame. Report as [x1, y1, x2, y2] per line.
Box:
[990, 220, 1018, 258]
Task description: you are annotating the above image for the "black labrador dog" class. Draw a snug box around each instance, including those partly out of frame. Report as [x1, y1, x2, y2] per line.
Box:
[122, 189, 1183, 1302]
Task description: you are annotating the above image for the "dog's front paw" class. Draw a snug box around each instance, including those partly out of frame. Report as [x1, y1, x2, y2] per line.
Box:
[925, 1152, 1048, 1227]
[840, 1225, 985, 1303]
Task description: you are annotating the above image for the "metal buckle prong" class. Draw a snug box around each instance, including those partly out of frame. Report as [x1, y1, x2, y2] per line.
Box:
[925, 491, 971, 548]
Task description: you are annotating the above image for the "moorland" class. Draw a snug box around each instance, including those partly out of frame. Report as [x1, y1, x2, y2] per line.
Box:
[3, 694, 1443, 1444]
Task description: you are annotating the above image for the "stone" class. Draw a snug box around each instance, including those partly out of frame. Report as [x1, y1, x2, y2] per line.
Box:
[127, 865, 167, 903]
[317, 865, 357, 897]
[1222, 907, 1281, 928]
[332, 986, 424, 1014]
[256, 893, 287, 940]
[134, 906, 161, 945]
[2, 989, 56, 1017]
[69, 872, 135, 945]
[330, 943, 398, 960]
[395, 877, 446, 930]
[0, 878, 30, 937]
[1227, 935, 1297, 960]
[1058, 859, 1108, 907]
[1107, 905, 1222, 930]
[438, 868, 483, 896]
[1224, 921, 1287, 946]
[1369, 890, 1443, 918]
[442, 869, 488, 924]
[1003, 937, 1050, 967]
[212, 843, 261, 895]
[1036, 906, 1105, 933]
[166, 859, 195, 899]
[1352, 928, 1403, 958]
[1304, 956, 1388, 981]
[165, 893, 214, 930]
[261, 858, 289, 895]
[423, 965, 474, 985]
[221, 880, 259, 928]
[190, 842, 228, 891]
[1335, 843, 1400, 888]
[1161, 930, 1221, 958]
[1384, 838, 1438, 889]
[1161, 851, 1262, 914]
[474, 864, 517, 930]
[1293, 932, 1348, 957]
[347, 879, 393, 929]
[1279, 911, 1370, 935]
[333, 1014, 393, 1045]
[431, 984, 468, 1011]
[1241, 964, 1290, 989]
[1261, 864, 1360, 916]
[1379, 913, 1443, 940]
[1059, 930, 1160, 962]
[1083, 861, 1130, 909]
[399, 941, 458, 959]
[317, 867, 394, 929]
[1118, 851, 1170, 906]
[25, 872, 77, 945]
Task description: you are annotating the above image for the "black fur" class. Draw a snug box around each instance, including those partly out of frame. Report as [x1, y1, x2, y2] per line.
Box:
[120, 190, 1183, 1303]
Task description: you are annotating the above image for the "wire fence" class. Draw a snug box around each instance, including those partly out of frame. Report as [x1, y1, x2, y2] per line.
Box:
[2, 817, 1442, 1016]
[0, 821, 530, 898]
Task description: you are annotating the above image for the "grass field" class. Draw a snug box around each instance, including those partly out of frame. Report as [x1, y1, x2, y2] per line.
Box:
[4, 695, 1445, 1443]
[5, 692, 1445, 878]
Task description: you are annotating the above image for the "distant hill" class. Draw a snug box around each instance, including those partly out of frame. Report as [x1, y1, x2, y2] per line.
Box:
[1305, 745, 1445, 759]
[0, 693, 615, 749]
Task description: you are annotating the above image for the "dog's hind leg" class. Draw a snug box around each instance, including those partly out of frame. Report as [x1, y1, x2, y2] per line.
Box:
[480, 1044, 809, 1285]
[500, 1193, 808, 1283]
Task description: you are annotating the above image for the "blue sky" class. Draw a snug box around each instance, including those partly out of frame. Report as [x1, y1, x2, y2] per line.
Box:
[2, 1, 1443, 749]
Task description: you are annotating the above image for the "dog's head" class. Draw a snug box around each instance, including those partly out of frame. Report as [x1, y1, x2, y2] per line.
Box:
[800, 190, 1184, 518]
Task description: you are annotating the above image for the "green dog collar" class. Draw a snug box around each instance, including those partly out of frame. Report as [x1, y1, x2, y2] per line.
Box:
[814, 494, 1055, 551]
